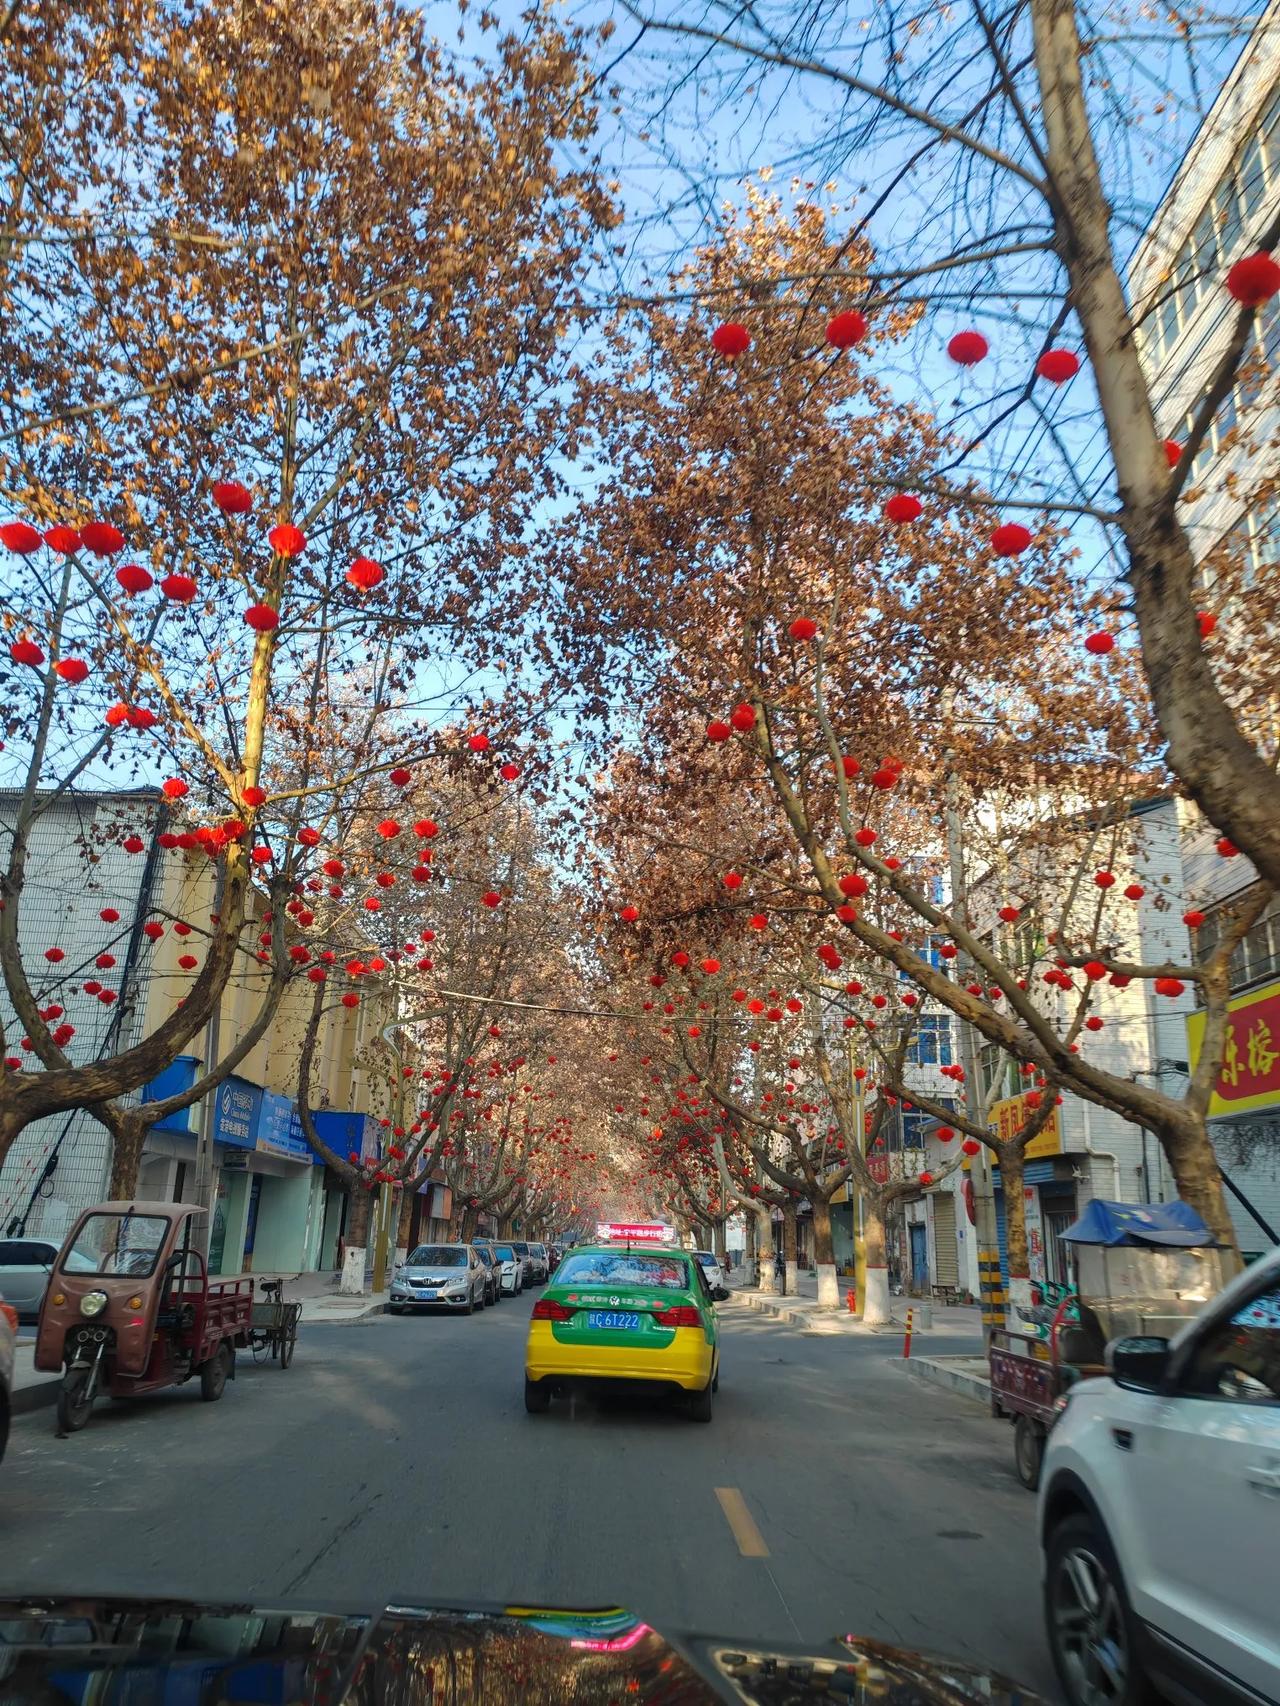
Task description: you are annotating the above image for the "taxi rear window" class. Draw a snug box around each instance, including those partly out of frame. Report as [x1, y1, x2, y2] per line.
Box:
[557, 1252, 690, 1290]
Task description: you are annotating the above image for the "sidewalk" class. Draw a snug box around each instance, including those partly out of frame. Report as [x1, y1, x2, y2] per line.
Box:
[729, 1269, 985, 1344]
[9, 1269, 389, 1416]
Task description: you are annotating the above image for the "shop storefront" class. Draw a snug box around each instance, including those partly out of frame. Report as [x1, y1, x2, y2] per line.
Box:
[1188, 978, 1280, 1259]
[139, 1063, 346, 1276]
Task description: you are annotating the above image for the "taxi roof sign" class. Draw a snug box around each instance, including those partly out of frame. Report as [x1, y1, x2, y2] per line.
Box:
[596, 1221, 670, 1244]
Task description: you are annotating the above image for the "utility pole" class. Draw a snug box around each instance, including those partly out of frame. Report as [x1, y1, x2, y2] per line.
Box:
[943, 764, 1005, 1338]
[191, 864, 227, 1267]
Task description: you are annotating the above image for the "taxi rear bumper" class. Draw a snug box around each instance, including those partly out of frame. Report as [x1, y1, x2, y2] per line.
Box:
[525, 1321, 715, 1392]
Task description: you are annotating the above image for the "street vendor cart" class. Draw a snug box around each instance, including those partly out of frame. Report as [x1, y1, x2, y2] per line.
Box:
[988, 1198, 1229, 1489]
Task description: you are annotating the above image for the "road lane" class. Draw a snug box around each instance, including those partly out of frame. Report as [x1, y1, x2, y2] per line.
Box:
[0, 1295, 1055, 1696]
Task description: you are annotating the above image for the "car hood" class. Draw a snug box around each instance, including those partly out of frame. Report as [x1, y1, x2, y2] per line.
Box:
[0, 1594, 1042, 1704]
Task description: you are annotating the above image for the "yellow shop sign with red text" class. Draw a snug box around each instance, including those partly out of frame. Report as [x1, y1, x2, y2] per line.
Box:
[1187, 978, 1280, 1118]
[988, 1092, 1062, 1159]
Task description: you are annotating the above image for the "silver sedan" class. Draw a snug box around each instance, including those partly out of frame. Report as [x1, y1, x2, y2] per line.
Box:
[0, 1237, 59, 1323]
[388, 1244, 488, 1314]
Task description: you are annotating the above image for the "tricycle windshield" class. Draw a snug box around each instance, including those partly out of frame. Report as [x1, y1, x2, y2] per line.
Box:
[63, 1213, 170, 1278]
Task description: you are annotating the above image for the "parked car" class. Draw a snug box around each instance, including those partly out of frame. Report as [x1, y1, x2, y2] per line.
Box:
[488, 1242, 525, 1295]
[388, 1245, 489, 1314]
[526, 1242, 550, 1283]
[0, 1292, 15, 1465]
[471, 1244, 501, 1306]
[509, 1240, 536, 1287]
[1038, 1243, 1280, 1706]
[692, 1250, 730, 1300]
[0, 1236, 59, 1323]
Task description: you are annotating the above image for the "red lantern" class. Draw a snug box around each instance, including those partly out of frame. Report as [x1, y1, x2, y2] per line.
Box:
[44, 525, 81, 554]
[839, 755, 860, 780]
[251, 846, 272, 865]
[500, 761, 521, 781]
[672, 950, 690, 967]
[1085, 1016, 1104, 1031]
[700, 958, 720, 975]
[414, 818, 439, 838]
[377, 818, 400, 838]
[342, 993, 360, 1008]
[1093, 869, 1115, 888]
[919, 1171, 934, 1186]
[1, 521, 43, 554]
[947, 330, 988, 366]
[411, 865, 431, 882]
[1217, 837, 1239, 858]
[115, 563, 153, 594]
[991, 522, 1032, 557]
[389, 766, 412, 786]
[161, 778, 189, 800]
[160, 572, 197, 603]
[213, 480, 253, 515]
[100, 908, 120, 922]
[722, 871, 743, 890]
[1036, 348, 1080, 383]
[127, 706, 157, 730]
[1084, 631, 1115, 655]
[710, 321, 751, 357]
[1123, 883, 1145, 900]
[347, 556, 383, 590]
[620, 904, 640, 922]
[1224, 251, 1280, 307]
[884, 493, 922, 524]
[961, 1139, 981, 1156]
[363, 896, 382, 912]
[44, 947, 65, 962]
[481, 890, 502, 908]
[706, 719, 731, 743]
[1183, 909, 1205, 929]
[242, 785, 267, 807]
[854, 827, 876, 847]
[1163, 440, 1183, 467]
[298, 826, 321, 846]
[80, 522, 125, 556]
[1197, 611, 1216, 639]
[871, 766, 897, 789]
[468, 732, 490, 753]
[123, 835, 145, 853]
[788, 616, 818, 641]
[729, 702, 756, 732]
[178, 954, 198, 970]
[143, 921, 164, 941]
[245, 604, 279, 632]
[825, 309, 867, 349]
[268, 523, 306, 557]
[1154, 976, 1185, 997]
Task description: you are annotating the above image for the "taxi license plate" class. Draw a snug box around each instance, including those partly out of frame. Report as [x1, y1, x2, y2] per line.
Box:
[587, 1310, 640, 1331]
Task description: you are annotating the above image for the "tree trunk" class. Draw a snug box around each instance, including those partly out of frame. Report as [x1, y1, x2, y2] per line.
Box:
[782, 1200, 798, 1296]
[744, 1209, 756, 1278]
[752, 1201, 777, 1293]
[1030, 0, 1280, 893]
[713, 1219, 727, 1263]
[811, 1193, 840, 1309]
[1160, 1112, 1242, 1269]
[1000, 1144, 1029, 1333]
[461, 1204, 479, 1243]
[863, 1195, 891, 1326]
[107, 1109, 148, 1201]
[340, 1184, 372, 1295]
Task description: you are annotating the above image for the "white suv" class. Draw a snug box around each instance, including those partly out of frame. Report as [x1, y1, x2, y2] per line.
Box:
[1038, 1245, 1280, 1706]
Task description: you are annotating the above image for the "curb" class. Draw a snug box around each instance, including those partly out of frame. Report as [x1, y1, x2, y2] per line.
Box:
[904, 1354, 993, 1407]
[13, 1378, 60, 1416]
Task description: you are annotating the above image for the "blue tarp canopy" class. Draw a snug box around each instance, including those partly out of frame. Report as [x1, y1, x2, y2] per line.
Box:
[1063, 1198, 1213, 1247]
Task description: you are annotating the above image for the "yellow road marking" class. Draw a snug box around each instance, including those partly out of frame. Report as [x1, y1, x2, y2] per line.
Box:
[715, 1486, 769, 1557]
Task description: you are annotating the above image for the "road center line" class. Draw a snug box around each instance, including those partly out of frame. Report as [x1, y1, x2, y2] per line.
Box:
[715, 1486, 769, 1557]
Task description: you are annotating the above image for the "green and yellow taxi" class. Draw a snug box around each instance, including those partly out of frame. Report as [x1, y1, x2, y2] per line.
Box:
[524, 1244, 720, 1421]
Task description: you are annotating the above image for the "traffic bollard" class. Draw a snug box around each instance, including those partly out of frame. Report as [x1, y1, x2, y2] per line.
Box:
[902, 1307, 914, 1358]
[845, 1287, 857, 1313]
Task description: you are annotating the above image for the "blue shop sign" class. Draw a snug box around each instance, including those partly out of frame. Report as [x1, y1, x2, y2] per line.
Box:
[214, 1076, 262, 1149]
[312, 1108, 378, 1163]
[140, 1055, 201, 1135]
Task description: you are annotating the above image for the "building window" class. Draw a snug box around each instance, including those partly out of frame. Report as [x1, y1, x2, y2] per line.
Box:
[907, 1013, 954, 1067]
[1197, 889, 1280, 996]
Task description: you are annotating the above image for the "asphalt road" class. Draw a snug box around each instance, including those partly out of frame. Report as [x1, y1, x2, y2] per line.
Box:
[0, 1295, 1056, 1697]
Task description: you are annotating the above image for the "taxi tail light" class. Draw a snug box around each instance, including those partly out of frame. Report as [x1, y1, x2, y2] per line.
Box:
[531, 1298, 576, 1321]
[652, 1305, 702, 1327]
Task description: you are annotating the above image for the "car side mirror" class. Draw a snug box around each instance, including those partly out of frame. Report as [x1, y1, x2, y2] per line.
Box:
[1109, 1335, 1171, 1392]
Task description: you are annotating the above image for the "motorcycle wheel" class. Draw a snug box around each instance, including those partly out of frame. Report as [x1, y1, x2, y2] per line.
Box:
[56, 1366, 96, 1434]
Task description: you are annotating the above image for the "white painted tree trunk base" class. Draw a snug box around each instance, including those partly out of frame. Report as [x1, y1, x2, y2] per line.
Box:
[339, 1245, 366, 1295]
[785, 1259, 798, 1297]
[815, 1262, 840, 1309]
[862, 1266, 891, 1326]
[757, 1268, 777, 1295]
